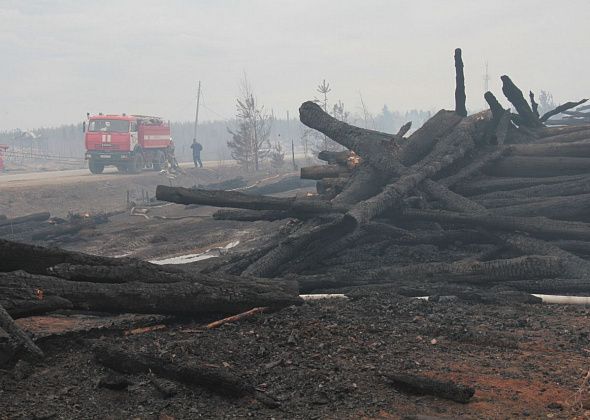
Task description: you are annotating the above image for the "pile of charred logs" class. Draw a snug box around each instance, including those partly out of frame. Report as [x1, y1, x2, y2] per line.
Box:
[156, 48, 590, 298]
[0, 239, 302, 364]
[2, 47, 590, 366]
[0, 211, 108, 243]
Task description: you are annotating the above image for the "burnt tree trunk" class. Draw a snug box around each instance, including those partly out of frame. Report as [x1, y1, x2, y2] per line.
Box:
[94, 343, 253, 397]
[0, 271, 302, 315]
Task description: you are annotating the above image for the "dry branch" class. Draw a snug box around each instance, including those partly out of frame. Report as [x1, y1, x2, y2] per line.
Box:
[540, 99, 589, 122]
[501, 75, 543, 128]
[206, 307, 268, 329]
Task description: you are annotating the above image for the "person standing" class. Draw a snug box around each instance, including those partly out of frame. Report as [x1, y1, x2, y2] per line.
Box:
[190, 139, 203, 168]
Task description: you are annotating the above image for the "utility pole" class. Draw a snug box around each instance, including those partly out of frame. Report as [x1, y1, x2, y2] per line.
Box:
[287, 110, 296, 170]
[193, 81, 201, 142]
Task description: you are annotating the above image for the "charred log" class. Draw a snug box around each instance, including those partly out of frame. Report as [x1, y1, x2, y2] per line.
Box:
[454, 48, 467, 117]
[0, 212, 50, 228]
[213, 209, 295, 222]
[453, 174, 588, 196]
[94, 343, 253, 397]
[399, 208, 590, 241]
[300, 164, 349, 180]
[500, 75, 543, 128]
[0, 271, 302, 315]
[540, 98, 588, 122]
[0, 302, 44, 361]
[484, 156, 590, 178]
[156, 185, 346, 214]
[317, 150, 355, 165]
[0, 238, 158, 275]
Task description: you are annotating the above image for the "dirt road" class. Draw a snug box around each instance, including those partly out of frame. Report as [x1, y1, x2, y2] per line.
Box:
[0, 162, 239, 218]
[0, 160, 233, 189]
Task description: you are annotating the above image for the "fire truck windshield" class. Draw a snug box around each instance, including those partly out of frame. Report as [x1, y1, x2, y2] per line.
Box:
[88, 119, 130, 133]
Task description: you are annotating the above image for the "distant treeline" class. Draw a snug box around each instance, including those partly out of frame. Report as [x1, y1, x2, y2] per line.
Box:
[0, 105, 432, 163]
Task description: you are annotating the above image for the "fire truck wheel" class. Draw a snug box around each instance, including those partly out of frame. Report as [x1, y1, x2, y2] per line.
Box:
[127, 153, 144, 174]
[88, 159, 105, 174]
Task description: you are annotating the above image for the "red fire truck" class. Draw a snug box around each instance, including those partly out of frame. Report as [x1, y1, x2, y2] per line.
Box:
[84, 114, 174, 174]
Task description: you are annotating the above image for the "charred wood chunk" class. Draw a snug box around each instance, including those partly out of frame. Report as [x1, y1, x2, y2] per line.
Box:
[94, 343, 252, 397]
[395, 121, 412, 138]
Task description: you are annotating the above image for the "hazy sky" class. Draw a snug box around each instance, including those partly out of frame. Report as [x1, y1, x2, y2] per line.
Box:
[1, 0, 589, 130]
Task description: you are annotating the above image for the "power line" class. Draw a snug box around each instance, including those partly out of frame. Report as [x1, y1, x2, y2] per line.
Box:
[200, 90, 233, 121]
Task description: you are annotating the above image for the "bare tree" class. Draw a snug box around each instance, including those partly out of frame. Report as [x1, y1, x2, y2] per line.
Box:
[538, 90, 556, 116]
[332, 100, 349, 123]
[316, 79, 331, 112]
[299, 126, 313, 164]
[269, 141, 285, 172]
[309, 80, 343, 154]
[358, 92, 375, 129]
[227, 75, 272, 171]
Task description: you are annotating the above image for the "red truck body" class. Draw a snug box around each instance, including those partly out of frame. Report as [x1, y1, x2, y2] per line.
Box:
[84, 114, 174, 174]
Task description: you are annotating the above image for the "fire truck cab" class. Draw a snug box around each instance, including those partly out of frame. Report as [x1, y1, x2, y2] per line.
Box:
[84, 114, 174, 174]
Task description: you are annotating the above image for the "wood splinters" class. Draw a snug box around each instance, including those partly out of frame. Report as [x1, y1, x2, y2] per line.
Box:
[206, 307, 269, 329]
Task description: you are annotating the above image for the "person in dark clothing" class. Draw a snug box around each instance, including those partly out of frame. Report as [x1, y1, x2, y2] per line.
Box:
[190, 139, 203, 168]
